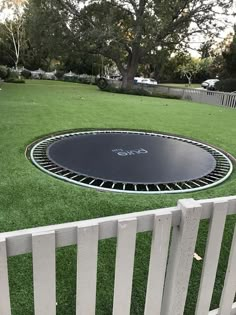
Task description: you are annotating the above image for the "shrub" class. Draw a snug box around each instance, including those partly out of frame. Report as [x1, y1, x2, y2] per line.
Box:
[55, 70, 64, 80]
[5, 78, 25, 83]
[63, 75, 78, 82]
[77, 76, 95, 84]
[118, 87, 151, 96]
[31, 72, 43, 79]
[0, 65, 8, 79]
[152, 92, 181, 99]
[98, 83, 181, 99]
[42, 73, 56, 80]
[8, 70, 19, 79]
[21, 69, 31, 79]
[215, 78, 236, 92]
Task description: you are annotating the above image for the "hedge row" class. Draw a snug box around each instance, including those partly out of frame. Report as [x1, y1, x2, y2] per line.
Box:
[215, 79, 236, 92]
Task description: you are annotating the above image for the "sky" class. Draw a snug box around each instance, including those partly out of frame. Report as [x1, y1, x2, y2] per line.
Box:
[189, 2, 236, 57]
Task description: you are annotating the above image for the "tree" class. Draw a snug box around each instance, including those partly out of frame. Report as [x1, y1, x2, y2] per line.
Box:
[0, 0, 27, 69]
[196, 57, 213, 81]
[177, 56, 199, 85]
[222, 25, 236, 78]
[208, 55, 227, 78]
[198, 40, 214, 59]
[22, 0, 71, 70]
[56, 0, 233, 89]
[206, 28, 235, 79]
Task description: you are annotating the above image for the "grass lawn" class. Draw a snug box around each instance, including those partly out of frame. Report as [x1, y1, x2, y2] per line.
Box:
[161, 83, 201, 89]
[0, 80, 236, 315]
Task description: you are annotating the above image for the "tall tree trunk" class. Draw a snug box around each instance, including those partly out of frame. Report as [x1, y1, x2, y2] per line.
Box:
[122, 68, 136, 89]
[15, 59, 18, 70]
[121, 48, 139, 89]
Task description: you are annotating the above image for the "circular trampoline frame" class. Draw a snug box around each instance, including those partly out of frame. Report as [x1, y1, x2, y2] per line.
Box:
[29, 130, 233, 194]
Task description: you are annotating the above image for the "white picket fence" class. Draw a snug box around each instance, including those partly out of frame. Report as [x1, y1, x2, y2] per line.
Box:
[0, 195, 236, 315]
[156, 85, 236, 108]
[107, 80, 236, 108]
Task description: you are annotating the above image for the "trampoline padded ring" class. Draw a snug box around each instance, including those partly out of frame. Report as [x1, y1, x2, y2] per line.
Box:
[29, 130, 233, 194]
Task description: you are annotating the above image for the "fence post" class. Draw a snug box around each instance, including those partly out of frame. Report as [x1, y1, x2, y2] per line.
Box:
[76, 224, 99, 315]
[217, 225, 236, 315]
[113, 218, 137, 315]
[144, 213, 172, 315]
[0, 238, 11, 315]
[32, 231, 56, 315]
[195, 200, 228, 315]
[161, 199, 202, 315]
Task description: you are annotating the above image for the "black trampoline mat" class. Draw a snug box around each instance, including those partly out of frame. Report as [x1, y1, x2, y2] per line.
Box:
[46, 132, 216, 184]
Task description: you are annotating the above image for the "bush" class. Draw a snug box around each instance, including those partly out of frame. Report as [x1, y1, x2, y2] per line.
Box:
[63, 75, 78, 82]
[55, 70, 64, 80]
[118, 87, 151, 96]
[77, 76, 95, 84]
[0, 65, 8, 79]
[152, 92, 181, 100]
[215, 78, 236, 92]
[42, 73, 56, 80]
[99, 83, 181, 99]
[21, 69, 31, 79]
[4, 78, 25, 83]
[31, 73, 43, 79]
[8, 70, 19, 79]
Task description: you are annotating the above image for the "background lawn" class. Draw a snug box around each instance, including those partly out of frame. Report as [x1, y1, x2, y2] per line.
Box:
[0, 80, 236, 315]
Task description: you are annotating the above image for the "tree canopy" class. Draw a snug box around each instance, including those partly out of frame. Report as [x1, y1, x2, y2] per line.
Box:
[56, 0, 233, 87]
[223, 26, 236, 78]
[0, 0, 27, 69]
[0, 0, 234, 85]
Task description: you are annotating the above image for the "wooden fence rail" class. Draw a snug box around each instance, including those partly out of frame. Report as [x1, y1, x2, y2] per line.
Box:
[0, 195, 236, 315]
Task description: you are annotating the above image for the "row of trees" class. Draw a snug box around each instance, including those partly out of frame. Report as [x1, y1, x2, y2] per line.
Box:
[0, 0, 235, 88]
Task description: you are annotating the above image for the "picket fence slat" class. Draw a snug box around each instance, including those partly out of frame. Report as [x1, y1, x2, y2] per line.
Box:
[1, 196, 236, 258]
[161, 199, 202, 315]
[112, 219, 137, 315]
[144, 213, 172, 315]
[108, 80, 236, 109]
[218, 225, 236, 315]
[76, 224, 99, 315]
[156, 84, 236, 108]
[32, 231, 56, 315]
[0, 196, 236, 315]
[195, 201, 228, 315]
[0, 238, 11, 315]
[209, 302, 236, 315]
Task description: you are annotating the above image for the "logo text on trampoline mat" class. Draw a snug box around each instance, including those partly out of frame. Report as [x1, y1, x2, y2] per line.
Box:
[112, 148, 148, 156]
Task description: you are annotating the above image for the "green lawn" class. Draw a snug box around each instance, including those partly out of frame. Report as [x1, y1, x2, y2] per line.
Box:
[0, 80, 236, 315]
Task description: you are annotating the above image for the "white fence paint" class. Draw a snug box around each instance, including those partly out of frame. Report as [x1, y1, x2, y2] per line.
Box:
[32, 231, 56, 315]
[157, 85, 236, 108]
[0, 195, 236, 315]
[107, 80, 236, 108]
[76, 224, 99, 315]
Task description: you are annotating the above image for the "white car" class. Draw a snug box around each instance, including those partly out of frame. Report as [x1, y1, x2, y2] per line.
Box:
[201, 79, 219, 90]
[134, 77, 158, 85]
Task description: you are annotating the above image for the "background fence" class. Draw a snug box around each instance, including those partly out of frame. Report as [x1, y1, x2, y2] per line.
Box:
[0, 195, 236, 315]
[157, 86, 236, 108]
[107, 80, 236, 109]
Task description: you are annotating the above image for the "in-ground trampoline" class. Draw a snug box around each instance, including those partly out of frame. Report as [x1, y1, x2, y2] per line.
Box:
[29, 130, 233, 194]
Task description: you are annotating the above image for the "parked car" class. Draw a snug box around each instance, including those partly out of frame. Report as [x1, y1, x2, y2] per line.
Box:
[201, 79, 219, 90]
[134, 77, 158, 85]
